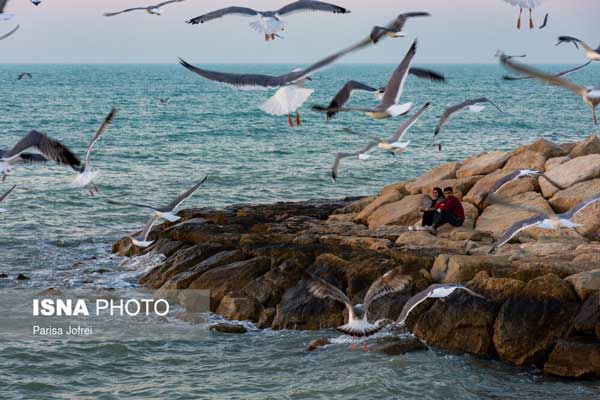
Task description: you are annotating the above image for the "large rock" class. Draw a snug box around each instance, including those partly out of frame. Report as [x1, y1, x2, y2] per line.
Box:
[467, 277, 526, 304]
[463, 170, 537, 209]
[539, 154, 600, 197]
[367, 194, 429, 229]
[405, 162, 461, 194]
[549, 178, 600, 213]
[441, 255, 511, 284]
[544, 339, 600, 378]
[493, 274, 579, 366]
[456, 151, 510, 178]
[503, 150, 546, 171]
[395, 231, 467, 252]
[514, 138, 565, 159]
[215, 293, 259, 321]
[333, 196, 376, 215]
[565, 269, 600, 302]
[544, 156, 570, 172]
[354, 190, 404, 225]
[573, 291, 600, 336]
[570, 201, 600, 241]
[414, 176, 481, 199]
[569, 134, 600, 158]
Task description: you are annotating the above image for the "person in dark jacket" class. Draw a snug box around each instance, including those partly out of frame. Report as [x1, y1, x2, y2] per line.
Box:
[420, 187, 445, 227]
[430, 187, 465, 233]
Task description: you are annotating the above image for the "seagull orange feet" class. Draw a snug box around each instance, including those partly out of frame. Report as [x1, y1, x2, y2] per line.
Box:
[517, 7, 522, 29]
[288, 114, 294, 127]
[295, 112, 301, 126]
[529, 9, 534, 29]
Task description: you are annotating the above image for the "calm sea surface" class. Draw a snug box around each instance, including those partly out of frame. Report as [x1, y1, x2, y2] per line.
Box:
[1, 64, 599, 399]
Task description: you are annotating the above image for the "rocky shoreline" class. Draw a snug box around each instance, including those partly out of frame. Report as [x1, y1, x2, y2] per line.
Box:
[113, 135, 600, 379]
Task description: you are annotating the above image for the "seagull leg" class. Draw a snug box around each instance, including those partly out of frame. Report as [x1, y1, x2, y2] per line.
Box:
[594, 107, 598, 125]
[529, 9, 534, 29]
[89, 189, 95, 197]
[362, 337, 368, 352]
[295, 112, 301, 126]
[517, 8, 522, 30]
[288, 114, 294, 127]
[94, 184, 100, 193]
[271, 34, 276, 40]
[349, 336, 355, 351]
[2, 174, 6, 182]
[265, 34, 269, 42]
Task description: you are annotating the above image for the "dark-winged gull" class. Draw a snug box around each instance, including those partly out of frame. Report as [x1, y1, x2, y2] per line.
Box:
[331, 102, 430, 182]
[258, 72, 313, 126]
[503, 61, 592, 81]
[71, 108, 118, 196]
[434, 98, 503, 137]
[502, 0, 543, 30]
[186, 1, 350, 42]
[1, 131, 81, 181]
[17, 73, 32, 80]
[104, 0, 185, 17]
[397, 284, 485, 326]
[159, 98, 169, 105]
[538, 13, 548, 29]
[369, 12, 430, 44]
[108, 176, 208, 247]
[31, 0, 41, 5]
[0, 24, 18, 41]
[0, 184, 16, 213]
[0, 149, 47, 182]
[499, 53, 600, 124]
[306, 267, 411, 351]
[556, 36, 600, 62]
[489, 192, 600, 252]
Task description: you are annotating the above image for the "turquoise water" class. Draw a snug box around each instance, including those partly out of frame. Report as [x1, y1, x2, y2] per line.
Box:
[1, 64, 599, 398]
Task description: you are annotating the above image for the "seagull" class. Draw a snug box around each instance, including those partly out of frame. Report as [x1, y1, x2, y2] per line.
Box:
[108, 176, 208, 248]
[433, 98, 503, 137]
[31, 0, 41, 5]
[258, 70, 313, 126]
[490, 169, 541, 194]
[369, 12, 430, 44]
[71, 108, 118, 196]
[500, 53, 600, 125]
[331, 102, 430, 182]
[186, 1, 350, 42]
[306, 267, 411, 351]
[503, 61, 592, 81]
[312, 40, 421, 120]
[0, 24, 17, 41]
[313, 68, 444, 120]
[489, 192, 600, 252]
[104, 0, 185, 17]
[159, 98, 169, 105]
[556, 36, 600, 61]
[396, 284, 485, 326]
[501, 0, 544, 30]
[17, 73, 32, 80]
[0, 184, 16, 213]
[538, 13, 548, 29]
[1, 131, 81, 181]
[0, 0, 15, 20]
[0, 149, 47, 181]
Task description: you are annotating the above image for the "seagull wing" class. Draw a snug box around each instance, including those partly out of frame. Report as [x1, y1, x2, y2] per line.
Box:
[331, 142, 376, 182]
[490, 170, 521, 193]
[306, 273, 354, 318]
[156, 0, 184, 7]
[556, 36, 581, 50]
[362, 267, 411, 317]
[85, 108, 118, 165]
[378, 40, 417, 108]
[504, 61, 592, 81]
[2, 130, 81, 170]
[139, 214, 161, 241]
[408, 67, 445, 82]
[16, 153, 48, 164]
[316, 80, 378, 119]
[0, 0, 7, 13]
[276, 0, 350, 16]
[434, 98, 501, 136]
[104, 7, 148, 16]
[0, 184, 16, 204]
[491, 215, 545, 250]
[397, 286, 437, 325]
[106, 199, 161, 212]
[559, 192, 600, 220]
[388, 102, 430, 142]
[538, 13, 548, 29]
[0, 24, 18, 41]
[164, 175, 208, 211]
[186, 6, 259, 24]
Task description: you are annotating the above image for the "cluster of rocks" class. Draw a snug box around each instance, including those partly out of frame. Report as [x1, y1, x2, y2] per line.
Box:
[113, 135, 600, 379]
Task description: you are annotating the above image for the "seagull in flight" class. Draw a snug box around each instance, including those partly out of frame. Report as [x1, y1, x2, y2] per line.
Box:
[501, 0, 544, 30]
[17, 73, 32, 80]
[434, 98, 503, 137]
[159, 98, 169, 105]
[0, 184, 16, 213]
[538, 13, 548, 29]
[186, 1, 350, 42]
[556, 36, 600, 62]
[503, 61, 591, 81]
[104, 0, 185, 17]
[0, 0, 15, 20]
[0, 24, 18, 41]
[306, 267, 411, 351]
[71, 108, 118, 196]
[369, 12, 430, 43]
[331, 102, 430, 182]
[108, 176, 208, 248]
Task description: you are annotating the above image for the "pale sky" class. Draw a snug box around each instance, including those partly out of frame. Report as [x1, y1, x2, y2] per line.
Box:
[0, 0, 598, 63]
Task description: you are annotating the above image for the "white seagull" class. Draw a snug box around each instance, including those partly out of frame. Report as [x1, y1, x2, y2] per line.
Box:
[186, 1, 350, 42]
[0, 184, 16, 213]
[71, 108, 118, 196]
[331, 102, 430, 182]
[500, 53, 600, 125]
[501, 0, 544, 30]
[108, 176, 208, 248]
[397, 284, 485, 326]
[369, 12, 430, 44]
[104, 0, 185, 17]
[433, 98, 503, 140]
[0, 0, 15, 20]
[490, 169, 541, 194]
[258, 71, 313, 127]
[556, 36, 600, 62]
[306, 267, 411, 351]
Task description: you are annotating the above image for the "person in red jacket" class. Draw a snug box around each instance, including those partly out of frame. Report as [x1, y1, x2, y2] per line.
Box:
[431, 187, 465, 233]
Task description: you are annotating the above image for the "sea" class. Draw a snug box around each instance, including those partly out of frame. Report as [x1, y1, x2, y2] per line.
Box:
[1, 63, 599, 399]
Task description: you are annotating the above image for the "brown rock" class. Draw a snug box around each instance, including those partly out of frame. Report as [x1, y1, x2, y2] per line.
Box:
[544, 339, 600, 378]
[395, 231, 466, 251]
[573, 252, 600, 264]
[367, 194, 429, 229]
[467, 277, 526, 303]
[327, 213, 357, 223]
[16, 273, 30, 281]
[209, 323, 247, 334]
[372, 336, 427, 355]
[216, 293, 258, 321]
[514, 138, 565, 158]
[175, 312, 206, 324]
[442, 255, 511, 284]
[307, 338, 330, 351]
[565, 269, 600, 302]
[569, 134, 600, 158]
[574, 291, 600, 335]
[544, 156, 570, 172]
[430, 254, 451, 282]
[415, 176, 481, 198]
[463, 170, 537, 209]
[504, 150, 546, 171]
[571, 201, 600, 241]
[354, 190, 404, 225]
[549, 178, 600, 213]
[540, 154, 600, 197]
[493, 274, 579, 366]
[404, 162, 461, 194]
[333, 196, 376, 214]
[456, 151, 510, 178]
[381, 181, 408, 195]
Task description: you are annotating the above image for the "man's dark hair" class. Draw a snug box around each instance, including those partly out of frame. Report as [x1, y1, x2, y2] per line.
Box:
[443, 187, 454, 193]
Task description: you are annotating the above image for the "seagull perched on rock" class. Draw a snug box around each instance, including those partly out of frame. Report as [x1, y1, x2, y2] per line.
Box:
[71, 108, 118, 196]
[306, 267, 411, 351]
[500, 53, 600, 124]
[331, 102, 430, 182]
[108, 176, 208, 248]
[369, 12, 430, 44]
[104, 0, 185, 17]
[186, 1, 350, 42]
[1, 131, 81, 181]
[556, 36, 600, 62]
[0, 184, 16, 213]
[397, 284, 485, 326]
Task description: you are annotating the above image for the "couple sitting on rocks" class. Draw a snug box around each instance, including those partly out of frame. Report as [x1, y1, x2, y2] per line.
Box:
[411, 186, 465, 234]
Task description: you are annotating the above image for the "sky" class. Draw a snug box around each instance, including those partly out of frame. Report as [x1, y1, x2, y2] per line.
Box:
[0, 0, 598, 64]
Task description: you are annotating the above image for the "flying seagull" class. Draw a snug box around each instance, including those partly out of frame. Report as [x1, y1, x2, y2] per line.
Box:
[313, 68, 444, 120]
[501, 0, 544, 30]
[369, 12, 430, 44]
[108, 176, 208, 247]
[1, 131, 81, 181]
[0, 0, 15, 20]
[538, 13, 548, 29]
[17, 73, 32, 80]
[258, 73, 313, 126]
[434, 98, 503, 137]
[104, 0, 185, 17]
[71, 108, 118, 196]
[313, 40, 421, 120]
[0, 184, 16, 213]
[556, 36, 600, 61]
[0, 149, 47, 182]
[490, 169, 541, 194]
[331, 102, 430, 182]
[186, 1, 350, 42]
[396, 284, 485, 326]
[499, 53, 600, 125]
[503, 61, 592, 81]
[306, 267, 411, 351]
[159, 98, 169, 105]
[0, 24, 18, 41]
[31, 0, 41, 5]
[490, 192, 600, 252]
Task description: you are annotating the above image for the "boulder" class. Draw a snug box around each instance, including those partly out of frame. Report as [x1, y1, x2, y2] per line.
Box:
[307, 338, 330, 351]
[569, 134, 600, 158]
[405, 162, 461, 194]
[573, 292, 600, 336]
[430, 254, 451, 282]
[571, 201, 600, 241]
[456, 151, 510, 178]
[565, 269, 600, 302]
[544, 339, 600, 378]
[503, 150, 546, 171]
[209, 323, 247, 334]
[395, 231, 466, 252]
[16, 273, 30, 281]
[549, 178, 600, 213]
[372, 336, 428, 355]
[416, 176, 481, 199]
[215, 293, 259, 321]
[380, 181, 408, 195]
[441, 255, 511, 284]
[544, 156, 570, 172]
[539, 154, 600, 197]
[508, 258, 579, 281]
[367, 194, 429, 229]
[333, 196, 376, 214]
[354, 190, 404, 225]
[493, 274, 579, 366]
[467, 277, 526, 303]
[463, 170, 537, 209]
[514, 138, 565, 158]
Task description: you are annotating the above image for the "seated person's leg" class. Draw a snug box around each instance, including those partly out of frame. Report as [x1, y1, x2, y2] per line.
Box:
[422, 210, 436, 226]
